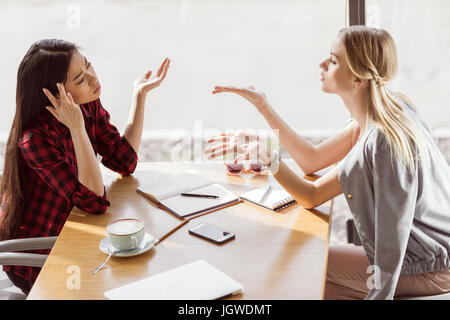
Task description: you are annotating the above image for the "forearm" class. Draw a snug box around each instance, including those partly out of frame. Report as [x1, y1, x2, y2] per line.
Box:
[272, 160, 316, 209]
[124, 91, 146, 153]
[260, 104, 319, 175]
[70, 127, 104, 196]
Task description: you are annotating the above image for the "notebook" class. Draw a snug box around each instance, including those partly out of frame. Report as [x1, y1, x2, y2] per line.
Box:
[136, 172, 241, 219]
[240, 182, 297, 212]
[104, 260, 244, 300]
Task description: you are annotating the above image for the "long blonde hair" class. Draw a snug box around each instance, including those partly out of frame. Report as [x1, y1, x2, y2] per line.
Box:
[339, 26, 423, 173]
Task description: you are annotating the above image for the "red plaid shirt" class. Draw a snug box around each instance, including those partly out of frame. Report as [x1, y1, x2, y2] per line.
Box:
[2, 98, 138, 292]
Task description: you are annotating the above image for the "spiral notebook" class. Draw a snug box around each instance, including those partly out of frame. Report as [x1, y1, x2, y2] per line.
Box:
[240, 183, 297, 212]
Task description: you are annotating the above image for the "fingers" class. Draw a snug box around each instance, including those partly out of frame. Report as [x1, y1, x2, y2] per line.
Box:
[206, 143, 262, 163]
[65, 90, 72, 103]
[212, 85, 257, 94]
[156, 58, 167, 77]
[205, 142, 228, 158]
[206, 130, 257, 146]
[159, 58, 170, 80]
[207, 131, 257, 143]
[206, 143, 239, 159]
[136, 58, 171, 93]
[212, 86, 242, 95]
[206, 141, 258, 159]
[207, 134, 231, 144]
[144, 58, 169, 81]
[43, 83, 77, 124]
[45, 106, 57, 119]
[42, 88, 58, 108]
[205, 131, 268, 165]
[205, 133, 233, 155]
[157, 57, 170, 78]
[56, 83, 70, 104]
[212, 85, 260, 97]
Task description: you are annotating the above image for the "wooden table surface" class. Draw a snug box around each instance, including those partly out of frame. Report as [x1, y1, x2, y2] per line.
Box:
[27, 160, 332, 300]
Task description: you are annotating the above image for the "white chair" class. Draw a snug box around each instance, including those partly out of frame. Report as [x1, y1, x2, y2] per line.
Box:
[0, 236, 57, 300]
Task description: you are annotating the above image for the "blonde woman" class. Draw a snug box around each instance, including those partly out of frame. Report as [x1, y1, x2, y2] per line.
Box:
[205, 26, 450, 300]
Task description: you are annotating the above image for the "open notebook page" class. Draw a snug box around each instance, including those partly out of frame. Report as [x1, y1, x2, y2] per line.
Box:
[160, 183, 239, 218]
[137, 172, 214, 201]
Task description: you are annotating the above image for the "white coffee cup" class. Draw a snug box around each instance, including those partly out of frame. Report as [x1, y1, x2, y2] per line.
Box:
[106, 218, 146, 251]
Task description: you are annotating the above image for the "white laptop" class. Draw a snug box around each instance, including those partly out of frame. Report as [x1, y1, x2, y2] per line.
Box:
[104, 260, 244, 300]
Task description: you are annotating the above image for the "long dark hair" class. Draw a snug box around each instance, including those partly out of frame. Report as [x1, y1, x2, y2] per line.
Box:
[0, 39, 78, 240]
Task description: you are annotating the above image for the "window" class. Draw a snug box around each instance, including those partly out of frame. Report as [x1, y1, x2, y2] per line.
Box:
[366, 0, 450, 135]
[0, 0, 348, 165]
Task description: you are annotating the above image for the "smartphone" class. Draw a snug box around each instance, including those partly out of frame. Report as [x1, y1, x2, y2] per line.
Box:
[188, 222, 235, 244]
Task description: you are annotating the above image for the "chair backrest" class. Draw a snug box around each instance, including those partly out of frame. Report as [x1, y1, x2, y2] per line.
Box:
[0, 236, 57, 268]
[0, 252, 48, 268]
[0, 236, 57, 252]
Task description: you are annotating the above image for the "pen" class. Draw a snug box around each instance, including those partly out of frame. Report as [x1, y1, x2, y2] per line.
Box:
[156, 219, 189, 245]
[259, 184, 272, 202]
[180, 193, 220, 199]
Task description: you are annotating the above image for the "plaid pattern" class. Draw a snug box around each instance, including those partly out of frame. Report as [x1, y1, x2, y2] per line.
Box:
[1, 98, 138, 293]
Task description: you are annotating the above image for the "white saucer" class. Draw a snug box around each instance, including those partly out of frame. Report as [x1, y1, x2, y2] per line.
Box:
[99, 233, 157, 258]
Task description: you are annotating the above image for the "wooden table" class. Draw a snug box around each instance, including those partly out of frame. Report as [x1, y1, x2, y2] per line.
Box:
[27, 160, 332, 300]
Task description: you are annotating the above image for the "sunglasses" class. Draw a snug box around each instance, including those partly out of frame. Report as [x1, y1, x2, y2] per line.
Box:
[225, 161, 265, 175]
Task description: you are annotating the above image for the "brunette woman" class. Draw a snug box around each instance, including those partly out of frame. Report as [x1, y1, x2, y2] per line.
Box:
[0, 39, 170, 294]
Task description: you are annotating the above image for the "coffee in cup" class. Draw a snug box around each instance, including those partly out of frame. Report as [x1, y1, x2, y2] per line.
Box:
[106, 218, 146, 251]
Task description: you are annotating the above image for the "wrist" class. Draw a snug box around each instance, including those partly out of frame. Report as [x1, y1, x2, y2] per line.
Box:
[69, 125, 85, 136]
[258, 102, 273, 117]
[133, 88, 147, 100]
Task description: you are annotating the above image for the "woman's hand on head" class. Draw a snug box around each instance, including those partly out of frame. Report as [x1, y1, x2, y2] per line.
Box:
[43, 83, 85, 131]
[204, 130, 273, 166]
[212, 85, 270, 113]
[134, 57, 170, 96]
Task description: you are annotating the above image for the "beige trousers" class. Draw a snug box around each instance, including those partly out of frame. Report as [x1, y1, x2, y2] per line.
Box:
[324, 244, 450, 300]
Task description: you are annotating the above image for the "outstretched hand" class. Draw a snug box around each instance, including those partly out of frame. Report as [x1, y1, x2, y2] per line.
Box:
[212, 85, 270, 113]
[134, 57, 171, 96]
[204, 130, 273, 166]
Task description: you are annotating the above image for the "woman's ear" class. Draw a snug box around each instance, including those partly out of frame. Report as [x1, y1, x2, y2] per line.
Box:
[353, 77, 368, 88]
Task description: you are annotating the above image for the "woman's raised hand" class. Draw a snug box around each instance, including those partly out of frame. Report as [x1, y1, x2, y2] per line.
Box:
[204, 130, 273, 166]
[134, 58, 170, 96]
[212, 85, 270, 113]
[43, 83, 85, 131]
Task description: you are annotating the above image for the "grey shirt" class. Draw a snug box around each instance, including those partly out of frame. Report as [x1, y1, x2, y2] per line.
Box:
[337, 102, 450, 300]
